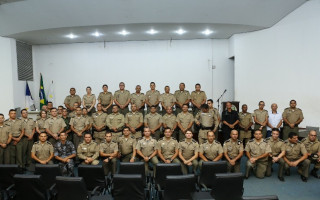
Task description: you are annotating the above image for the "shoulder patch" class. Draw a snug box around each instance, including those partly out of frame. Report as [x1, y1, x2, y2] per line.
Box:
[34, 141, 39, 144]
[214, 140, 220, 144]
[249, 139, 254, 142]
[130, 136, 135, 139]
[297, 140, 301, 143]
[301, 138, 307, 142]
[46, 141, 52, 145]
[266, 137, 271, 140]
[192, 139, 197, 143]
[279, 139, 284, 142]
[225, 139, 231, 143]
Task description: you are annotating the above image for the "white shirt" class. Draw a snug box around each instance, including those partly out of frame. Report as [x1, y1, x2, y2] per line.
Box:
[267, 111, 282, 131]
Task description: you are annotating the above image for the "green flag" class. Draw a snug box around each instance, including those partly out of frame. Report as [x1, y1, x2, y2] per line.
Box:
[39, 73, 47, 109]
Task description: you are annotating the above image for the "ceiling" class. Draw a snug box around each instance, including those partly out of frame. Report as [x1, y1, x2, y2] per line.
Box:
[0, 0, 307, 45]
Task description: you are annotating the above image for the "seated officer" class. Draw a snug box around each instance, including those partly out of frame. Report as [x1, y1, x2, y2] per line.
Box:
[100, 132, 118, 176]
[283, 132, 309, 182]
[199, 131, 223, 168]
[223, 130, 244, 173]
[118, 128, 137, 162]
[157, 128, 180, 164]
[245, 130, 271, 179]
[301, 130, 320, 179]
[77, 133, 99, 165]
[178, 130, 199, 174]
[31, 133, 54, 165]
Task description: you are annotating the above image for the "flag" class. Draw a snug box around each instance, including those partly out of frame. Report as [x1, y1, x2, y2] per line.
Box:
[25, 82, 35, 111]
[39, 73, 47, 109]
[47, 80, 55, 106]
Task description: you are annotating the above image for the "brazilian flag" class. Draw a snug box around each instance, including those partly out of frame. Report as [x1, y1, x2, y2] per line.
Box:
[39, 73, 47, 109]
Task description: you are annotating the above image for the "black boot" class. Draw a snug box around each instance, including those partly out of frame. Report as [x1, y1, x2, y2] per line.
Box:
[311, 168, 320, 179]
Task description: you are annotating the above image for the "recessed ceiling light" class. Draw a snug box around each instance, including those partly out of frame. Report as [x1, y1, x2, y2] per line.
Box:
[146, 29, 158, 35]
[118, 30, 130, 36]
[92, 31, 103, 37]
[202, 29, 214, 35]
[65, 33, 77, 39]
[175, 28, 186, 35]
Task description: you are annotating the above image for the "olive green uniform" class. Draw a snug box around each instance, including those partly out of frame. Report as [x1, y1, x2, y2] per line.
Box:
[239, 112, 253, 144]
[0, 125, 11, 164]
[69, 116, 88, 149]
[156, 137, 180, 163]
[191, 91, 207, 116]
[209, 108, 221, 121]
[245, 139, 272, 178]
[130, 93, 146, 116]
[159, 93, 176, 115]
[100, 141, 118, 175]
[44, 117, 66, 145]
[199, 140, 223, 167]
[162, 114, 178, 139]
[265, 137, 285, 177]
[92, 112, 108, 144]
[179, 139, 199, 174]
[146, 90, 161, 113]
[106, 113, 125, 142]
[195, 112, 218, 144]
[282, 108, 304, 140]
[98, 92, 113, 114]
[77, 141, 99, 165]
[31, 141, 54, 164]
[144, 113, 162, 140]
[223, 139, 244, 172]
[36, 118, 47, 138]
[302, 137, 320, 169]
[176, 112, 194, 141]
[64, 94, 81, 112]
[68, 111, 77, 118]
[174, 90, 191, 115]
[114, 90, 131, 115]
[136, 137, 159, 175]
[82, 94, 96, 116]
[118, 136, 137, 162]
[83, 115, 93, 134]
[253, 109, 268, 138]
[125, 111, 143, 139]
[22, 117, 35, 166]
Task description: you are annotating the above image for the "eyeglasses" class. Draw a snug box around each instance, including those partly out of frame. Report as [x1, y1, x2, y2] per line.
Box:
[310, 135, 317, 137]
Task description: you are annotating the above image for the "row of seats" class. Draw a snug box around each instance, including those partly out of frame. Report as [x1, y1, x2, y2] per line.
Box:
[0, 163, 279, 200]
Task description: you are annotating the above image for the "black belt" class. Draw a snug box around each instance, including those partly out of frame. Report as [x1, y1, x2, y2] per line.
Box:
[101, 104, 109, 107]
[200, 125, 214, 130]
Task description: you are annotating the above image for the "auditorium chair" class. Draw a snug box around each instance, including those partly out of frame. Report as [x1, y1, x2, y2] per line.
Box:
[78, 165, 108, 195]
[0, 164, 22, 199]
[112, 174, 146, 200]
[35, 164, 62, 191]
[210, 173, 244, 200]
[163, 174, 197, 200]
[242, 195, 279, 200]
[198, 161, 228, 191]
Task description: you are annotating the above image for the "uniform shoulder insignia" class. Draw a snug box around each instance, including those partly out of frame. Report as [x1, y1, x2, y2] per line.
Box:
[249, 139, 254, 142]
[297, 140, 301, 143]
[284, 107, 290, 110]
[254, 109, 258, 111]
[225, 139, 231, 143]
[34, 141, 39, 144]
[130, 136, 135, 139]
[46, 141, 52, 145]
[263, 139, 267, 143]
[237, 139, 243, 143]
[4, 119, 9, 122]
[214, 140, 220, 144]
[301, 138, 307, 142]
[172, 137, 177, 140]
[266, 137, 271, 140]
[141, 92, 144, 95]
[297, 108, 302, 111]
[279, 139, 284, 142]
[284, 140, 289, 143]
[192, 139, 197, 143]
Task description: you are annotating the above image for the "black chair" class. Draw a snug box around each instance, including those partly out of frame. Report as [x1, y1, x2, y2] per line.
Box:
[242, 195, 279, 200]
[112, 174, 145, 200]
[13, 174, 50, 200]
[154, 163, 182, 199]
[55, 176, 111, 200]
[35, 164, 62, 190]
[163, 174, 197, 200]
[210, 173, 244, 200]
[78, 165, 108, 194]
[119, 162, 146, 184]
[199, 161, 227, 191]
[0, 164, 22, 199]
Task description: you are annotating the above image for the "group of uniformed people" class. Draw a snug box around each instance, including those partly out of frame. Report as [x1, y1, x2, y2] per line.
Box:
[0, 82, 319, 183]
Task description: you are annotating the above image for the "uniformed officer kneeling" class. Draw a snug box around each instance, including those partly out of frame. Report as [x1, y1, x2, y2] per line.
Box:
[31, 132, 54, 165]
[100, 132, 118, 176]
[77, 133, 99, 165]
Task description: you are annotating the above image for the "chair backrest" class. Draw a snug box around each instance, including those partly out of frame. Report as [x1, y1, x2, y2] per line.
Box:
[155, 163, 182, 189]
[78, 164, 107, 191]
[210, 173, 244, 200]
[164, 174, 196, 200]
[242, 195, 279, 200]
[13, 174, 48, 200]
[0, 164, 21, 189]
[113, 174, 145, 200]
[199, 161, 228, 188]
[119, 162, 145, 184]
[35, 164, 62, 189]
[56, 176, 89, 200]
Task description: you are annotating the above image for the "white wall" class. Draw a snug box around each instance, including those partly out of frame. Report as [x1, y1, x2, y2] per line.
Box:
[32, 39, 234, 110]
[233, 0, 320, 127]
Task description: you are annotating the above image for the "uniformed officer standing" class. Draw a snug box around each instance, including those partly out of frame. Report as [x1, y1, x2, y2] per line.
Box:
[100, 132, 118, 176]
[54, 132, 76, 176]
[195, 104, 218, 144]
[106, 105, 125, 142]
[145, 82, 161, 114]
[253, 101, 268, 138]
[61, 109, 72, 141]
[174, 83, 191, 115]
[0, 113, 12, 164]
[68, 102, 79, 118]
[82, 86, 96, 116]
[44, 108, 66, 145]
[223, 130, 244, 173]
[238, 104, 253, 145]
[35, 110, 47, 140]
[162, 107, 178, 139]
[77, 133, 99, 165]
[5, 109, 25, 167]
[64, 88, 81, 112]
[199, 131, 223, 168]
[176, 104, 194, 142]
[301, 130, 320, 179]
[125, 104, 143, 140]
[265, 128, 286, 181]
[82, 108, 93, 134]
[21, 109, 35, 167]
[207, 99, 221, 124]
[92, 103, 108, 144]
[283, 132, 309, 182]
[47, 102, 53, 118]
[130, 85, 146, 117]
[98, 84, 114, 114]
[144, 106, 162, 140]
[282, 100, 304, 140]
[160, 86, 176, 116]
[222, 102, 239, 142]
[70, 107, 89, 149]
[157, 128, 180, 164]
[136, 127, 159, 176]
[114, 82, 131, 115]
[245, 130, 272, 179]
[118, 128, 137, 162]
[191, 83, 207, 116]
[178, 130, 199, 174]
[31, 133, 54, 165]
